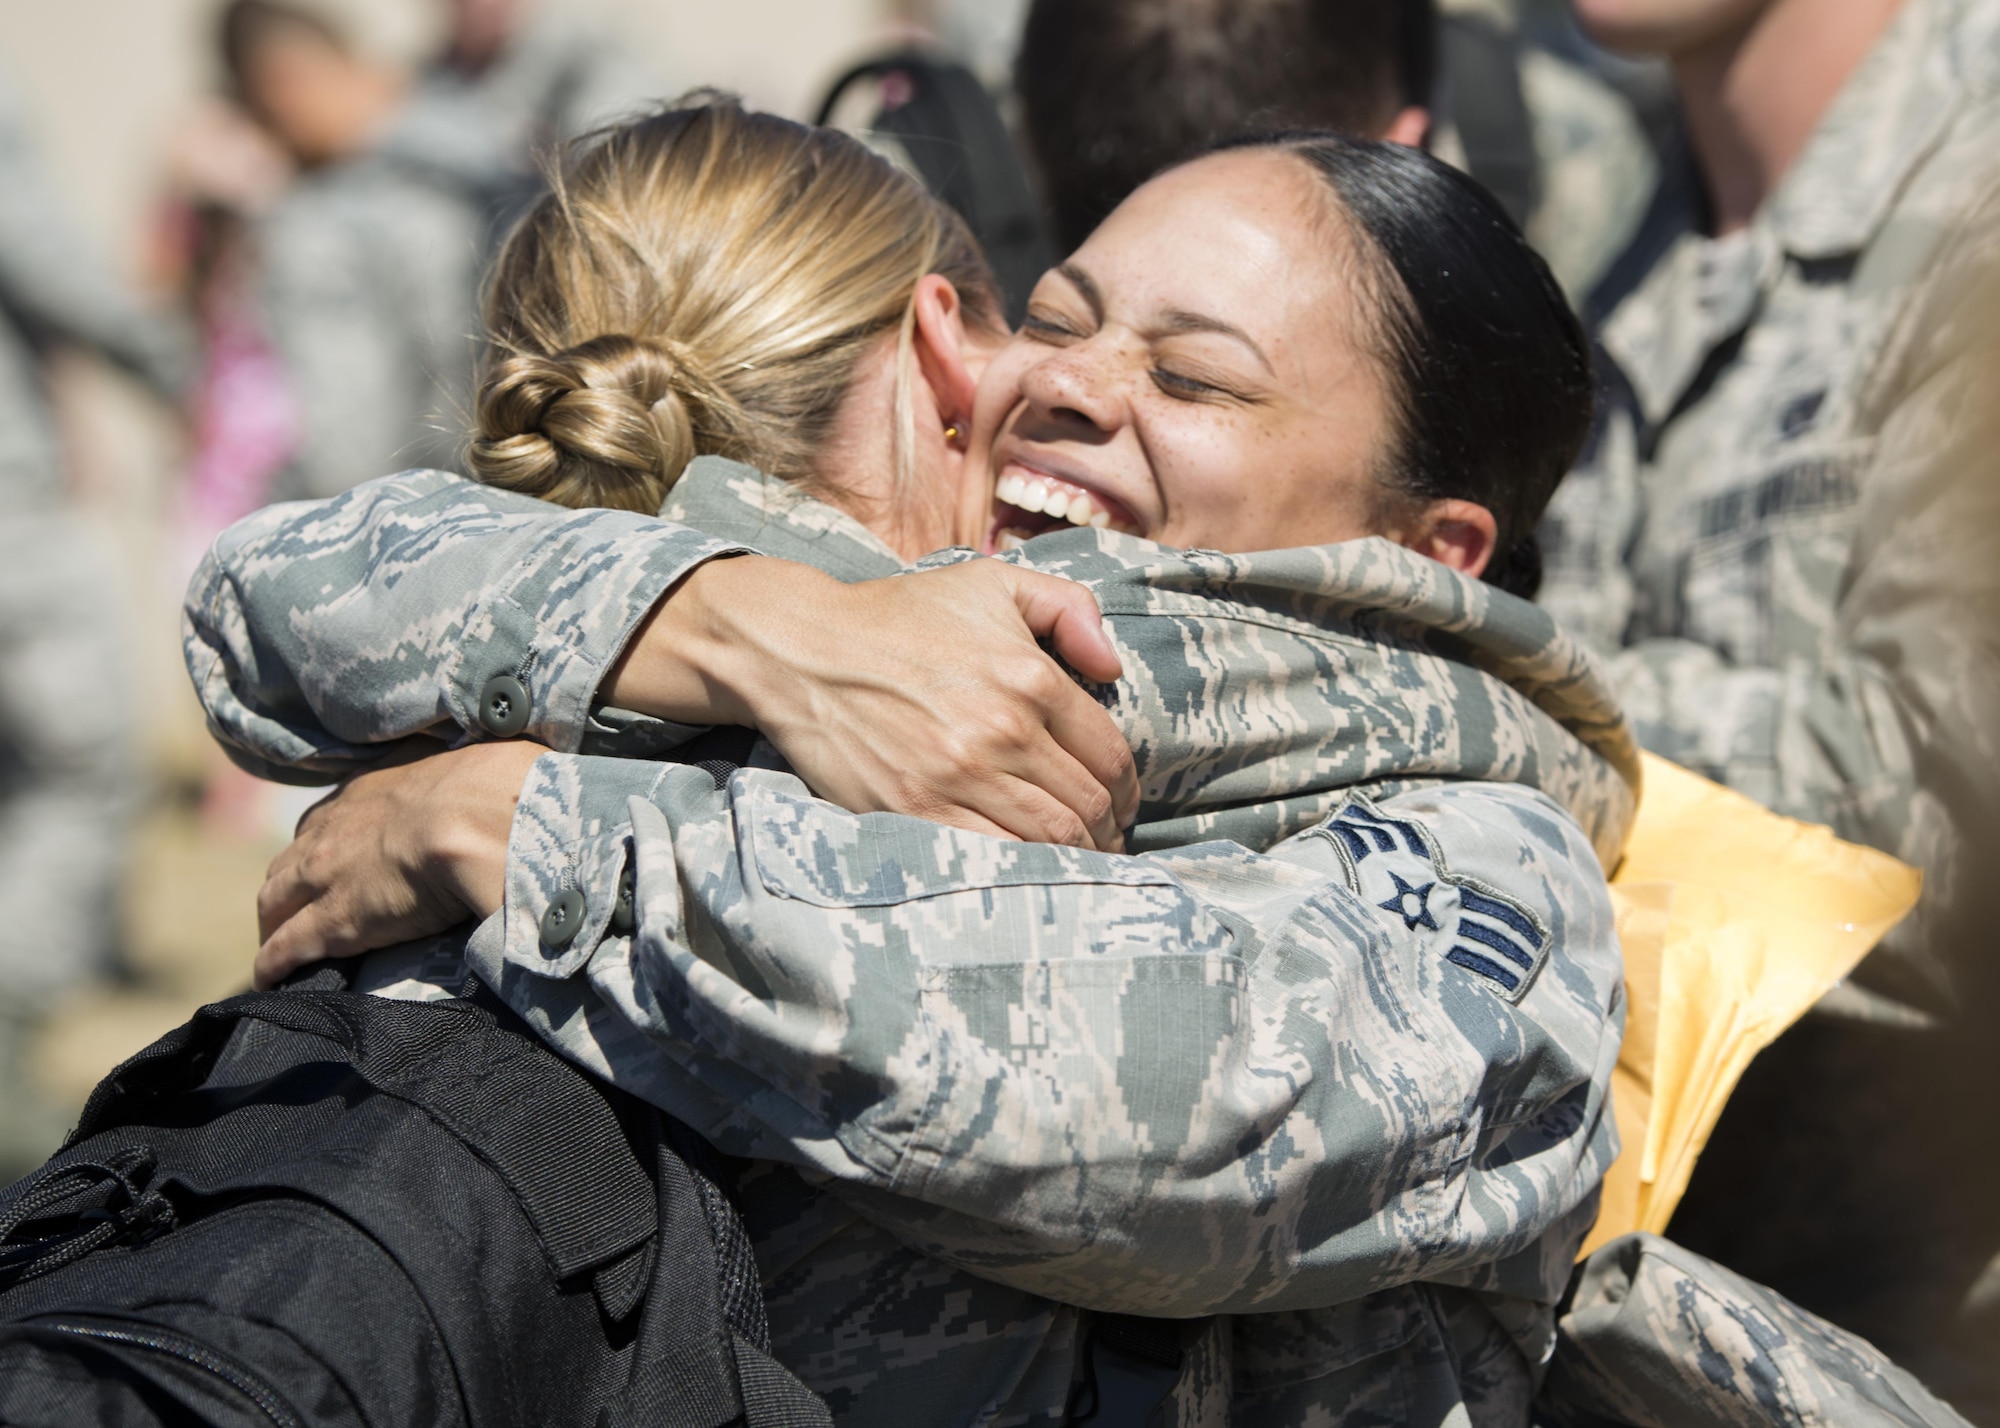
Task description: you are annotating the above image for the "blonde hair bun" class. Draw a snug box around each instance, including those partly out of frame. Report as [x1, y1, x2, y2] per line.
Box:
[465, 97, 1004, 515]
[470, 334, 723, 514]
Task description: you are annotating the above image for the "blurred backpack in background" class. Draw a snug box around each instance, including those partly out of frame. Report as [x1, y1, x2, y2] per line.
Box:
[817, 53, 1054, 323]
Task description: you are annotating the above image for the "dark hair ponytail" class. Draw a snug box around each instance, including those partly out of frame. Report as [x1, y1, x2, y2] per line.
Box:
[1213, 133, 1592, 599]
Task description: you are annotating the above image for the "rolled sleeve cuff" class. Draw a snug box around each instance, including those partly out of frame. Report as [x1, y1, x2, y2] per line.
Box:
[501, 753, 670, 980]
[447, 518, 749, 752]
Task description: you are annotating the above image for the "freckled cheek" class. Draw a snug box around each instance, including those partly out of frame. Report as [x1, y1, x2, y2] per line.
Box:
[1142, 408, 1268, 524]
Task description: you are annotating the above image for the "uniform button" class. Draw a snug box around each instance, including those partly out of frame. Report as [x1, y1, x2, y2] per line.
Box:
[478, 674, 531, 737]
[610, 866, 636, 936]
[540, 889, 588, 951]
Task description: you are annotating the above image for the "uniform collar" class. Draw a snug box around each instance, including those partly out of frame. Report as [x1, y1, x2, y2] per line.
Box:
[1602, 0, 1981, 427]
[660, 456, 905, 583]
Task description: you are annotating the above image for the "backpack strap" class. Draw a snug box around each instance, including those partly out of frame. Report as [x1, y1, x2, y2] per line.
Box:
[1438, 14, 1540, 230]
[816, 52, 1053, 322]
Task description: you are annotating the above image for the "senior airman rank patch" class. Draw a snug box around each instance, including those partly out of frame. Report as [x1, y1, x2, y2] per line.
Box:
[1317, 796, 1550, 1002]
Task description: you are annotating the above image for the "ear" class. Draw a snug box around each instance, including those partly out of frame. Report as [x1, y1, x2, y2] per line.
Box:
[911, 274, 981, 437]
[1382, 105, 1431, 149]
[1401, 498, 1497, 579]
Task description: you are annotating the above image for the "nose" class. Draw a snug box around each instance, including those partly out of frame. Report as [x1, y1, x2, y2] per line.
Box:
[1016, 336, 1127, 439]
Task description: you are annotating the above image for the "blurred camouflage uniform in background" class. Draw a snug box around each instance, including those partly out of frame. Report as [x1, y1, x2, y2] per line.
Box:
[1535, 0, 2000, 1410]
[263, 5, 663, 502]
[255, 146, 484, 500]
[1432, 0, 1659, 301]
[185, 460, 1968, 1426]
[0, 73, 187, 1175]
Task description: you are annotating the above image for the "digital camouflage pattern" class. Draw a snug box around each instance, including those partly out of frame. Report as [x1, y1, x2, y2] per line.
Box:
[190, 458, 1633, 1423]
[1515, 46, 1657, 304]
[1433, 0, 1660, 302]
[1544, 1235, 1972, 1428]
[1536, 0, 2000, 1021]
[186, 461, 1958, 1425]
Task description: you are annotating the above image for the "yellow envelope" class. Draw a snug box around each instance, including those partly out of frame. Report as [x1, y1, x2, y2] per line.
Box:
[1580, 753, 1923, 1256]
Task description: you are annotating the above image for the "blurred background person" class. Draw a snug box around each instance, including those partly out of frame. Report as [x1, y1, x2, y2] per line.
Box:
[999, 0, 1655, 298]
[0, 71, 189, 1178]
[841, 0, 1656, 313]
[1015, 0, 1434, 254]
[219, 0, 670, 503]
[152, 97, 299, 588]
[1532, 0, 2000, 1411]
[388, 0, 668, 218]
[219, 0, 484, 499]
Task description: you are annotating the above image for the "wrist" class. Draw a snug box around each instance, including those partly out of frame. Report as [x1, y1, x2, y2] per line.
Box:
[424, 742, 543, 919]
[608, 554, 838, 732]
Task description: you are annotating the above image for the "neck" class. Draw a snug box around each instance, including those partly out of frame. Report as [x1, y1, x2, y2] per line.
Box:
[1672, 0, 1907, 235]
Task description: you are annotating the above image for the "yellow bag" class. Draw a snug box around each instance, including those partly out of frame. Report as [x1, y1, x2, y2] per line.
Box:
[1580, 753, 1923, 1256]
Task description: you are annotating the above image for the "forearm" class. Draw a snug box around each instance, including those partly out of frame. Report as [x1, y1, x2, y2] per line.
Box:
[481, 759, 1621, 1313]
[184, 471, 750, 780]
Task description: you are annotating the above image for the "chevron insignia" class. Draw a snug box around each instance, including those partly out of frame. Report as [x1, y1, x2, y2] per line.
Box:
[1318, 798, 1550, 1002]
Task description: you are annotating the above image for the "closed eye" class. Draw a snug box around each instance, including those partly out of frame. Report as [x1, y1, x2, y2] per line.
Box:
[1152, 366, 1249, 402]
[1022, 310, 1088, 344]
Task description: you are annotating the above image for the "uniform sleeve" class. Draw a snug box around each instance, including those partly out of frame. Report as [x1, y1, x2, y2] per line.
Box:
[479, 755, 1625, 1317]
[182, 470, 748, 783]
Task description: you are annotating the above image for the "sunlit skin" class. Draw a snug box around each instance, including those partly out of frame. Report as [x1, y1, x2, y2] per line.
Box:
[1572, 0, 1907, 235]
[958, 149, 1402, 558]
[241, 32, 404, 167]
[1570, 0, 1774, 54]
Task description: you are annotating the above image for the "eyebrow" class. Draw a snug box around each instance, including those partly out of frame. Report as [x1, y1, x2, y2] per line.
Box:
[1055, 262, 1105, 321]
[1055, 262, 1274, 374]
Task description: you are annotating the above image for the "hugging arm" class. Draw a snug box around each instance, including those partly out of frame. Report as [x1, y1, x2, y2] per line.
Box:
[482, 753, 1623, 1317]
[187, 470, 1139, 904]
[184, 471, 743, 783]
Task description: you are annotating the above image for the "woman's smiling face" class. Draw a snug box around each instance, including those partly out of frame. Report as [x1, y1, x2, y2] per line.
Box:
[964, 148, 1399, 556]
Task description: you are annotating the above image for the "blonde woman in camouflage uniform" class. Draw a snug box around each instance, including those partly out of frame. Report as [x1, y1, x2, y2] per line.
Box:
[185, 104, 1965, 1426]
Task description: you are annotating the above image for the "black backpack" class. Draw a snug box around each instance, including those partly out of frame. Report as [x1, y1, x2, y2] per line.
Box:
[0, 968, 831, 1428]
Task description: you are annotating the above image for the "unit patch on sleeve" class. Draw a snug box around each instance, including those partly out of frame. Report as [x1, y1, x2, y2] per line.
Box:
[1316, 796, 1551, 1002]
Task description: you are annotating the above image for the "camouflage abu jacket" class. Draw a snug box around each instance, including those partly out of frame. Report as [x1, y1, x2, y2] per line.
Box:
[187, 459, 1635, 1425]
[1536, 0, 2000, 1020]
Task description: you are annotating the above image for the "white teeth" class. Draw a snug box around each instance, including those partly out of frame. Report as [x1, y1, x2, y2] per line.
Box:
[994, 468, 1132, 536]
